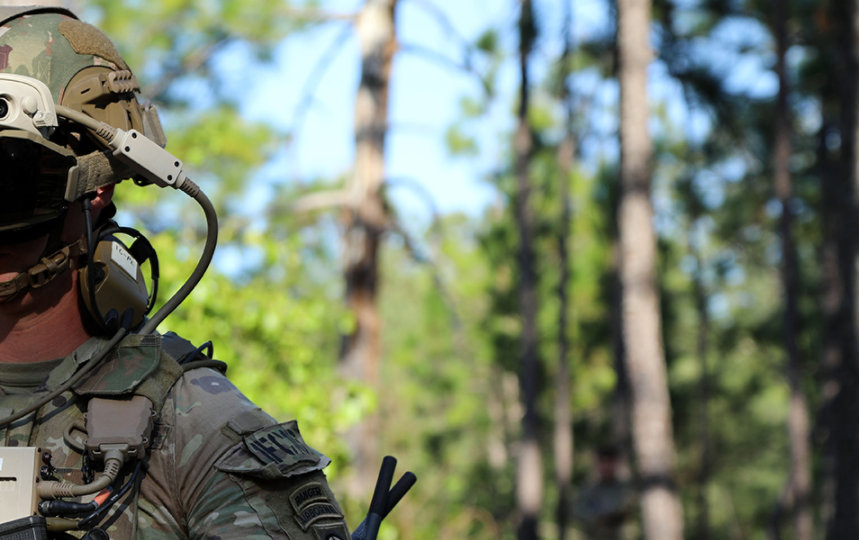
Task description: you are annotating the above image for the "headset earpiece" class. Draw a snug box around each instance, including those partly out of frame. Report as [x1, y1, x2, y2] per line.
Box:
[78, 225, 158, 333]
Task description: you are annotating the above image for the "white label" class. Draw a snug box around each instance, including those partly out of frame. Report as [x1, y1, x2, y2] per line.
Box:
[0, 458, 3, 471]
[112, 242, 139, 278]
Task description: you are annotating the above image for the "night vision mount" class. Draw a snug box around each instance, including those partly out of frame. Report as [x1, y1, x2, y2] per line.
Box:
[0, 74, 58, 137]
[0, 72, 180, 197]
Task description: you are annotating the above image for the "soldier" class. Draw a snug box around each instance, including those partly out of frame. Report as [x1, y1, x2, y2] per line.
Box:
[0, 6, 350, 539]
[572, 445, 637, 540]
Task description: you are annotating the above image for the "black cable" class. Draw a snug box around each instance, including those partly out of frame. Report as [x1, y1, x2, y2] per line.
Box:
[139, 178, 217, 335]
[179, 340, 213, 365]
[38, 499, 99, 517]
[77, 460, 144, 530]
[82, 197, 111, 331]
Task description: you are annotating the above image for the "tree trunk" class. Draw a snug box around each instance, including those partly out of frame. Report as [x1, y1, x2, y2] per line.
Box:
[341, 0, 397, 494]
[616, 1, 683, 538]
[515, 1, 541, 539]
[554, 4, 575, 539]
[824, 0, 859, 536]
[690, 240, 710, 540]
[771, 4, 813, 539]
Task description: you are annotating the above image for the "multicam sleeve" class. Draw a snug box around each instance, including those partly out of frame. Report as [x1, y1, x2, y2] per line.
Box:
[163, 368, 352, 540]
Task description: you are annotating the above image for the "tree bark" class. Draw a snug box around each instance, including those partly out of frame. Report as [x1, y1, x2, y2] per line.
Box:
[690, 239, 710, 540]
[554, 4, 575, 539]
[824, 0, 859, 536]
[515, 1, 541, 539]
[616, 1, 683, 538]
[771, 3, 812, 539]
[341, 0, 397, 494]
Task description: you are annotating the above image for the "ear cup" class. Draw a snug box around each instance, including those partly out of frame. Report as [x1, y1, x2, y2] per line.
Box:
[79, 230, 155, 332]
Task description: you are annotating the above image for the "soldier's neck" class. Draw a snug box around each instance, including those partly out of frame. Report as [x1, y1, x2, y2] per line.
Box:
[0, 272, 91, 364]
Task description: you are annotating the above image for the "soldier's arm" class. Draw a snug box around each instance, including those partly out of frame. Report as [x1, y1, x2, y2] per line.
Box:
[149, 368, 351, 539]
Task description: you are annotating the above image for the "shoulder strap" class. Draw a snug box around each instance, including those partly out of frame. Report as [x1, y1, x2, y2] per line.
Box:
[74, 331, 225, 414]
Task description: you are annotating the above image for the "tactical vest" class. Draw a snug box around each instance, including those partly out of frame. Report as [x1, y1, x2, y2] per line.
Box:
[0, 331, 223, 539]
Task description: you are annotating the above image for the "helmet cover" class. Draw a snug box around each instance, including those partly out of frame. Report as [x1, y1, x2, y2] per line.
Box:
[0, 9, 145, 238]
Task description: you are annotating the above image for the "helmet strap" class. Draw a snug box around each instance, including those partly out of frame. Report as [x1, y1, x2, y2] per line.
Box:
[0, 205, 89, 301]
[0, 236, 88, 301]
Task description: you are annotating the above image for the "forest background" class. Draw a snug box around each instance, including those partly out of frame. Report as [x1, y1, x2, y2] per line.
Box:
[24, 0, 859, 538]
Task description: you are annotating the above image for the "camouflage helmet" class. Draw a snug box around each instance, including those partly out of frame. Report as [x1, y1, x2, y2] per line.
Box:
[0, 6, 164, 240]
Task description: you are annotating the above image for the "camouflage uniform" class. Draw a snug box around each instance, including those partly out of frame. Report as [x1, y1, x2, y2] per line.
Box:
[0, 333, 352, 539]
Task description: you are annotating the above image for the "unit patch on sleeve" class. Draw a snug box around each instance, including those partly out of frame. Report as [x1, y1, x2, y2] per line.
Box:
[243, 421, 323, 474]
[290, 482, 328, 514]
[294, 502, 343, 531]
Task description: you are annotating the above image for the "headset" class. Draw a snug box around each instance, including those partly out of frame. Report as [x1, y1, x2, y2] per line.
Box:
[78, 222, 159, 333]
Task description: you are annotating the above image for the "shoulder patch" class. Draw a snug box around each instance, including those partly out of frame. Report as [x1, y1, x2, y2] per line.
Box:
[245, 421, 321, 470]
[215, 420, 331, 481]
[290, 482, 328, 514]
[295, 502, 343, 531]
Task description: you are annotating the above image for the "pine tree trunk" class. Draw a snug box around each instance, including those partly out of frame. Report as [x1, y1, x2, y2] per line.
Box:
[772, 4, 812, 539]
[690, 242, 710, 540]
[342, 0, 397, 494]
[515, 1, 541, 538]
[616, 1, 683, 538]
[554, 5, 575, 539]
[824, 0, 859, 535]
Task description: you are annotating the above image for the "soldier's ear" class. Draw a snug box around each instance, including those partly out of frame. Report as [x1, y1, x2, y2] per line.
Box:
[91, 184, 115, 214]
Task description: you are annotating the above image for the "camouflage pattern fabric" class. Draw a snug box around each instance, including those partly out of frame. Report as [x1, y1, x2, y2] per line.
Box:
[0, 334, 351, 539]
[0, 12, 121, 102]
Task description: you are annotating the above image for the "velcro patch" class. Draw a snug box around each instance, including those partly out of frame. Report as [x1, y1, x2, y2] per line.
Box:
[312, 522, 351, 540]
[244, 421, 321, 473]
[290, 482, 328, 514]
[295, 502, 343, 531]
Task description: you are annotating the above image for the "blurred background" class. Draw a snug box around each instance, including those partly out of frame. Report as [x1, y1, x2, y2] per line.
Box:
[9, 0, 856, 538]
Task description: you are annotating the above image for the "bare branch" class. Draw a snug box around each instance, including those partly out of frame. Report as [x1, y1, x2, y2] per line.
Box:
[279, 5, 357, 22]
[291, 189, 351, 213]
[142, 37, 232, 101]
[287, 22, 354, 143]
[387, 217, 462, 331]
[384, 177, 442, 237]
[407, 0, 473, 52]
[397, 42, 489, 92]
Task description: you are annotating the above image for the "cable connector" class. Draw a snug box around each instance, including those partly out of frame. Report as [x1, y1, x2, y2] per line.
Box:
[85, 396, 155, 461]
[109, 128, 185, 189]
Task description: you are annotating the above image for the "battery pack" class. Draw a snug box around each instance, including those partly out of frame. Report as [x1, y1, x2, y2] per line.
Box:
[0, 448, 40, 523]
[0, 516, 48, 540]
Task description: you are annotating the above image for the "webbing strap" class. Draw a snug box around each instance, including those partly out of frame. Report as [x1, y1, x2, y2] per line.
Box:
[0, 237, 87, 299]
[65, 150, 131, 202]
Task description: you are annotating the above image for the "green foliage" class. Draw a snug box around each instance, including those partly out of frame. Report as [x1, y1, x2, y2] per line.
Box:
[474, 29, 499, 55]
[81, 0, 850, 537]
[444, 123, 478, 156]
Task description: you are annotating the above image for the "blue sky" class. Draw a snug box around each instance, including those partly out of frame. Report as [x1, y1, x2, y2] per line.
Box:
[206, 0, 616, 224]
